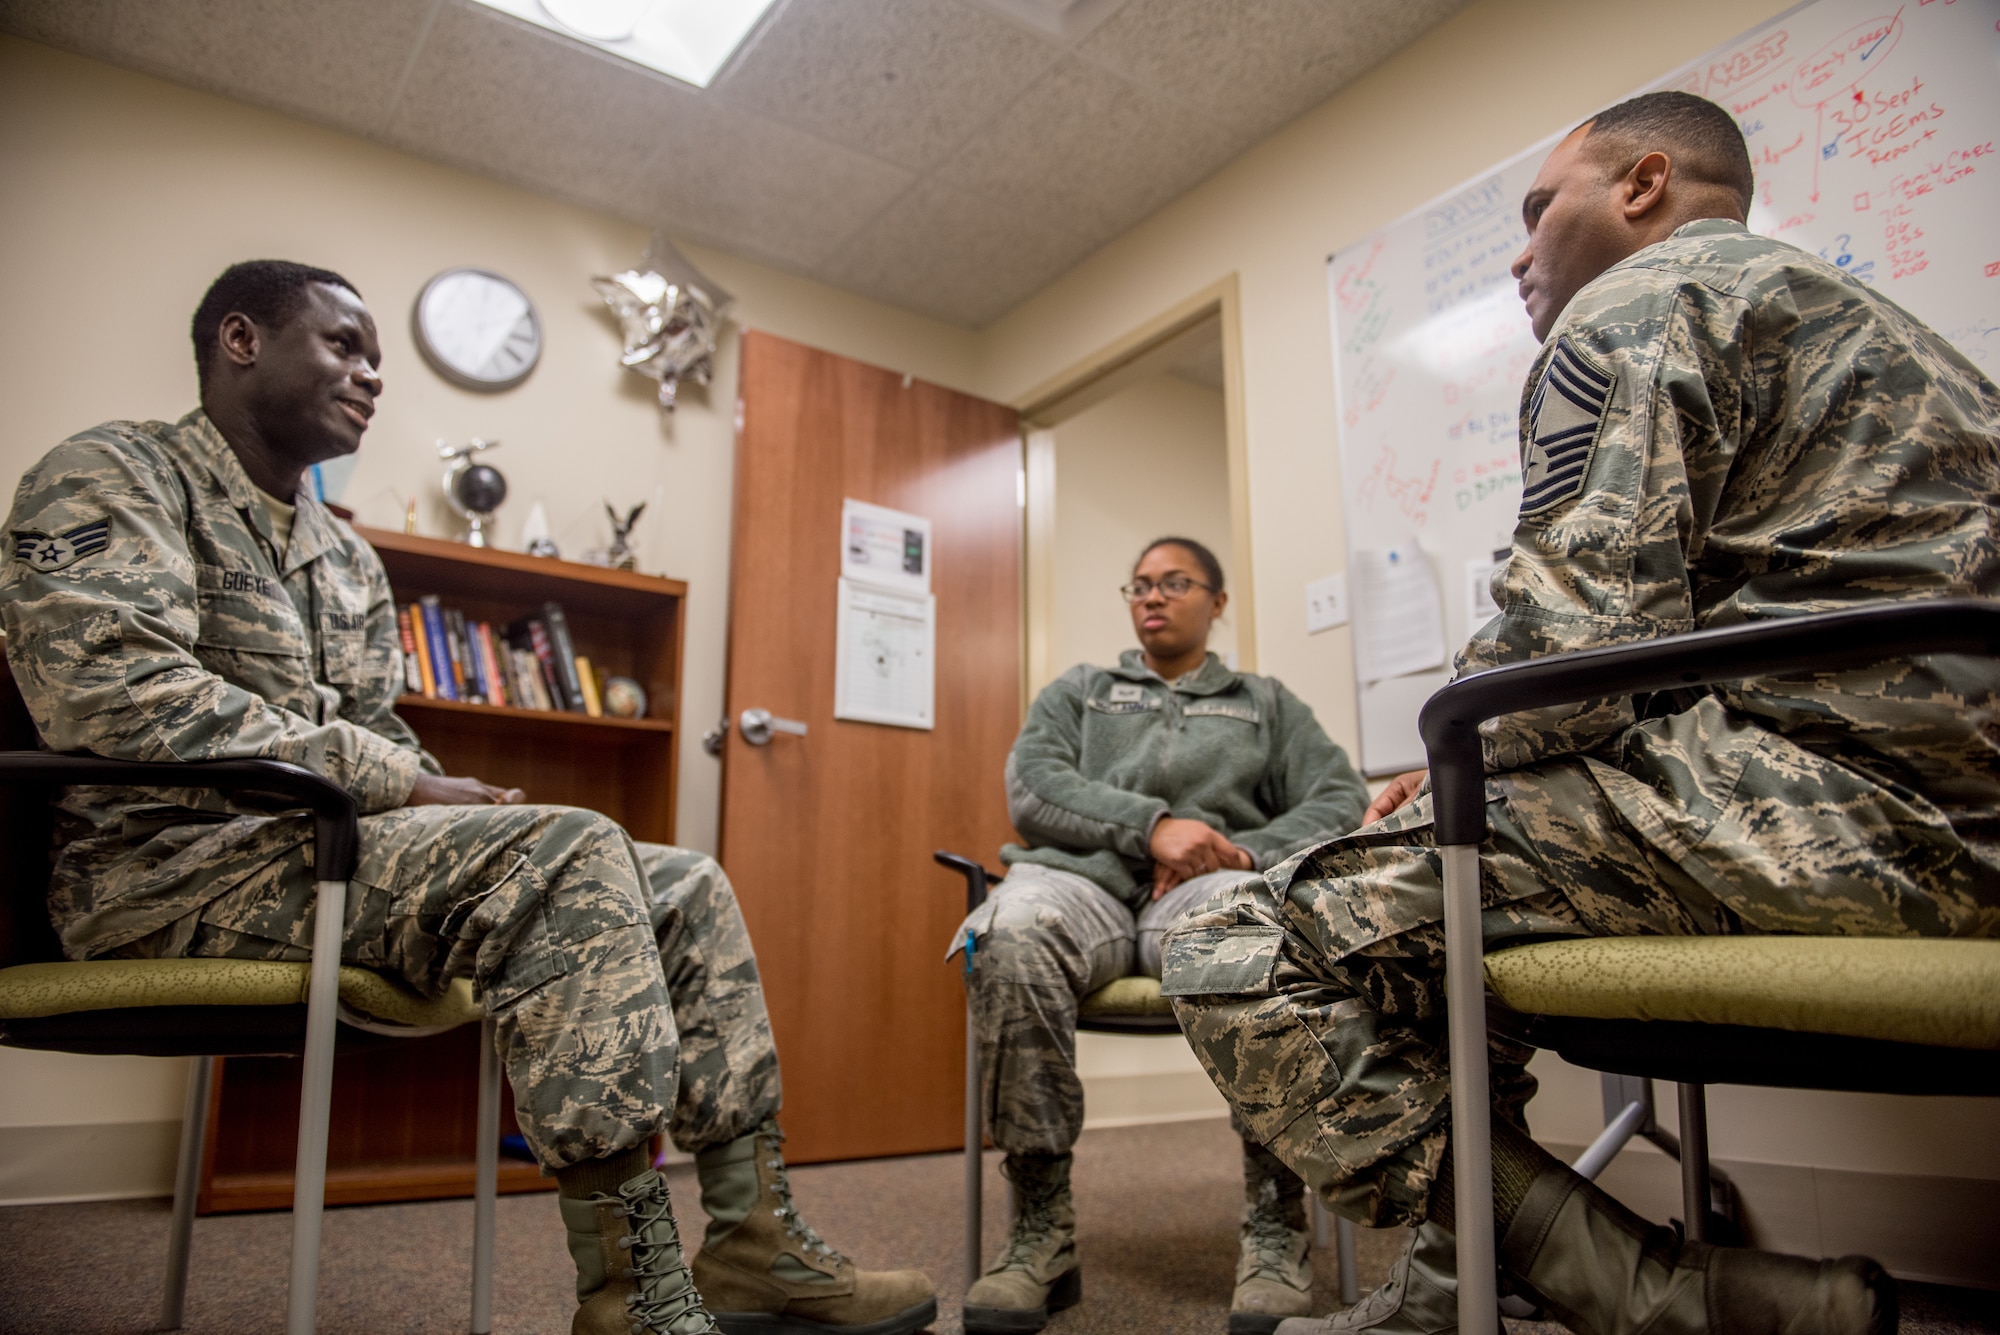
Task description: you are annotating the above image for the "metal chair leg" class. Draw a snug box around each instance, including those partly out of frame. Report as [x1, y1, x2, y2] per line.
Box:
[161, 1053, 215, 1329]
[286, 877, 350, 1335]
[965, 994, 983, 1288]
[1335, 1213, 1360, 1306]
[1440, 843, 1498, 1335]
[1676, 1083, 1711, 1243]
[472, 1015, 500, 1335]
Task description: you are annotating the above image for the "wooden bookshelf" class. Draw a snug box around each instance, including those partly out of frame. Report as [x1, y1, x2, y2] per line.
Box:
[199, 528, 687, 1213]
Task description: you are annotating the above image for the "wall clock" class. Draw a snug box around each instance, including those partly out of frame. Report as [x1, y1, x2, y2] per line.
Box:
[413, 268, 542, 391]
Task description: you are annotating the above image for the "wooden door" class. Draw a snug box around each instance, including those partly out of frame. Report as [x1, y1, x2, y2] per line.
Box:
[721, 331, 1021, 1163]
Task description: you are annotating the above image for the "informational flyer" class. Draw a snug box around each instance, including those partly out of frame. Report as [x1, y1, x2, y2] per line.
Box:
[1350, 543, 1446, 684]
[834, 578, 936, 730]
[841, 498, 931, 597]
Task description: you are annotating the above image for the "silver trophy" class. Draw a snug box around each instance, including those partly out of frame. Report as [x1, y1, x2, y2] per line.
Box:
[440, 438, 507, 548]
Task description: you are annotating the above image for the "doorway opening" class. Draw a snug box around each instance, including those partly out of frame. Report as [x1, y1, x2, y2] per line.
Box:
[1009, 281, 1249, 1128]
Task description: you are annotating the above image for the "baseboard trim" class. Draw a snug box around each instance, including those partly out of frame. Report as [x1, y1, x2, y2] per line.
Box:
[0, 1120, 181, 1205]
[1081, 1068, 1228, 1130]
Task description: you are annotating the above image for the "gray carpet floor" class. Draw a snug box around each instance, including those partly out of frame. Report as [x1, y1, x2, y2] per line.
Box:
[2, 1118, 1994, 1334]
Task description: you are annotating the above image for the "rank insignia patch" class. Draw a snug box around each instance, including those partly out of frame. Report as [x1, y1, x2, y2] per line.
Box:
[1519, 337, 1613, 516]
[13, 518, 111, 573]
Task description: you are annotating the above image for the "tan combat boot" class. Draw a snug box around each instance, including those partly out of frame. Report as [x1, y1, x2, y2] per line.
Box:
[1274, 1222, 1462, 1335]
[1502, 1162, 1896, 1335]
[690, 1123, 936, 1334]
[1231, 1141, 1313, 1334]
[963, 1152, 1081, 1335]
[560, 1166, 720, 1335]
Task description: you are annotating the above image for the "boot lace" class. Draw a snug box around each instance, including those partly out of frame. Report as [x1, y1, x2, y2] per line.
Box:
[615, 1173, 719, 1335]
[997, 1188, 1062, 1270]
[1240, 1177, 1301, 1279]
[761, 1128, 844, 1266]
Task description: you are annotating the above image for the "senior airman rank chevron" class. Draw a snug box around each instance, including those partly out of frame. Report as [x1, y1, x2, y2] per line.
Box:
[1519, 336, 1613, 516]
[12, 517, 111, 573]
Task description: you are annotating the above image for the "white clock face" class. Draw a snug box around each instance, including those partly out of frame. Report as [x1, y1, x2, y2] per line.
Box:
[415, 268, 542, 390]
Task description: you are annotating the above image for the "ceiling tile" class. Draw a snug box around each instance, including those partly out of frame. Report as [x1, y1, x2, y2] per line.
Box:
[815, 176, 1099, 326]
[624, 102, 917, 272]
[0, 0, 120, 59]
[927, 56, 1240, 240]
[712, 0, 1061, 172]
[1078, 0, 1468, 141]
[385, 4, 684, 205]
[98, 0, 442, 138]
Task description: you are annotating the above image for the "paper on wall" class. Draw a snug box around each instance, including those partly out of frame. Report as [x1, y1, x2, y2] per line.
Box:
[841, 498, 931, 596]
[1464, 553, 1502, 628]
[1350, 543, 1446, 684]
[834, 578, 936, 730]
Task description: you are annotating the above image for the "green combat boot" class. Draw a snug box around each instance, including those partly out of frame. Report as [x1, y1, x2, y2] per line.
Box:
[1231, 1141, 1313, 1334]
[1501, 1161, 1896, 1335]
[690, 1122, 937, 1334]
[560, 1165, 720, 1335]
[963, 1152, 1081, 1334]
[1273, 1223, 1461, 1335]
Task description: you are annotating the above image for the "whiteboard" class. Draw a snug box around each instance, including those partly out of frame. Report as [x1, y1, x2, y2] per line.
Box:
[1327, 0, 2000, 775]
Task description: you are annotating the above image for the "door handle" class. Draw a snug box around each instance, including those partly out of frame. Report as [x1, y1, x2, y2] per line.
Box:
[739, 708, 808, 746]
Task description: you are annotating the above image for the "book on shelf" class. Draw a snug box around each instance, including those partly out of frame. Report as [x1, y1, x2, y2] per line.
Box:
[396, 597, 602, 716]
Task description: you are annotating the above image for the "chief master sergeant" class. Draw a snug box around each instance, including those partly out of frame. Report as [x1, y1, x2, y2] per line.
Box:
[1, 260, 937, 1335]
[1162, 92, 2000, 1335]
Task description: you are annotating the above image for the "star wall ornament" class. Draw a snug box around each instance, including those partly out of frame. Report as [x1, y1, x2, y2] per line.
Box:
[591, 233, 733, 412]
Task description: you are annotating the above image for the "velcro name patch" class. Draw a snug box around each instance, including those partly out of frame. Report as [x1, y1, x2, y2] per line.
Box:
[1519, 336, 1613, 516]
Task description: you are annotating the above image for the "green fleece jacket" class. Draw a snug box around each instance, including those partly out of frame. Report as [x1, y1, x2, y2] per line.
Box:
[1001, 650, 1367, 906]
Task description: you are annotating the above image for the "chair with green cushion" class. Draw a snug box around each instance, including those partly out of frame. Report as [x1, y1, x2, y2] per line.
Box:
[0, 651, 498, 1335]
[932, 850, 1364, 1301]
[1418, 598, 2000, 1333]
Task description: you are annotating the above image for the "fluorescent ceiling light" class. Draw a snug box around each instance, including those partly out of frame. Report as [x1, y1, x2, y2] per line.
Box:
[471, 0, 779, 88]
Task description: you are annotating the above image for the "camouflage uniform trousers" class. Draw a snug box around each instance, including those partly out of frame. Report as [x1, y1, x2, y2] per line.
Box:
[1163, 720, 1997, 1232]
[946, 862, 1264, 1156]
[118, 803, 780, 1172]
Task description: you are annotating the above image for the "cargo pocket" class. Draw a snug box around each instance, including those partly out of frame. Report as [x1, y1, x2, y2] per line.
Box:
[1159, 923, 1286, 997]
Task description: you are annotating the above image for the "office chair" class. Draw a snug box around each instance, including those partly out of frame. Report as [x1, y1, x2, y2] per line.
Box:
[0, 650, 500, 1335]
[1419, 598, 2000, 1332]
[934, 850, 1363, 1303]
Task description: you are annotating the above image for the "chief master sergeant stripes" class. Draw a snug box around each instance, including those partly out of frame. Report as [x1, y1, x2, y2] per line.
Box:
[1163, 91, 2000, 1335]
[1, 259, 937, 1335]
[1518, 337, 1612, 514]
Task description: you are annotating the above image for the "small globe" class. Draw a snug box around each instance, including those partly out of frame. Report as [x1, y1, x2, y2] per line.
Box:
[602, 676, 647, 720]
[453, 464, 508, 515]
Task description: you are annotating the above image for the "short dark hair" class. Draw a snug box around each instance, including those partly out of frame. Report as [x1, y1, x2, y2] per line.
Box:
[1581, 90, 1754, 213]
[191, 260, 361, 389]
[1137, 536, 1225, 593]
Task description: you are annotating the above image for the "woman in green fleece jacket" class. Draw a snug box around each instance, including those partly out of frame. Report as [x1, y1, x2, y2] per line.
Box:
[951, 537, 1367, 1335]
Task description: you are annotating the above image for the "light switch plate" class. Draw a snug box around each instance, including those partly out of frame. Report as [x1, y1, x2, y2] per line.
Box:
[1305, 572, 1349, 634]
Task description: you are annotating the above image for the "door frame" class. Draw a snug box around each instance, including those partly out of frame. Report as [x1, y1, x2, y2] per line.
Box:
[1007, 275, 1254, 703]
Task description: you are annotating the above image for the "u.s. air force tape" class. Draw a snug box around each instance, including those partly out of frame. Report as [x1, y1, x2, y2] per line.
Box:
[1519, 337, 1613, 516]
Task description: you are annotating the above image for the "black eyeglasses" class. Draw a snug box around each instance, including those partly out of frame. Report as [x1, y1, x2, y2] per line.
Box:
[1121, 575, 1216, 602]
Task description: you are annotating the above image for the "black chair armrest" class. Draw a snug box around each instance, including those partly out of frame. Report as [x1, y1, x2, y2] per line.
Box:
[933, 850, 1001, 916]
[0, 753, 361, 881]
[1418, 598, 2000, 844]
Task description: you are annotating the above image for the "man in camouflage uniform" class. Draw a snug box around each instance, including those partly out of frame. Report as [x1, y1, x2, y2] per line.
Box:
[1164, 92, 1998, 1335]
[1, 261, 936, 1335]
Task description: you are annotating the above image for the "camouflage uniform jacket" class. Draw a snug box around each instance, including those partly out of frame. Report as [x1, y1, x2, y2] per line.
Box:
[1002, 650, 1366, 906]
[1, 409, 437, 957]
[1461, 218, 2000, 908]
